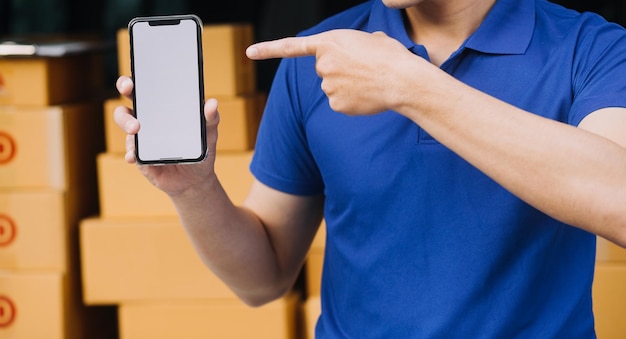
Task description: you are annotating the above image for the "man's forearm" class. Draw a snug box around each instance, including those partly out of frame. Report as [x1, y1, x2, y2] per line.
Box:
[167, 175, 289, 305]
[399, 68, 626, 246]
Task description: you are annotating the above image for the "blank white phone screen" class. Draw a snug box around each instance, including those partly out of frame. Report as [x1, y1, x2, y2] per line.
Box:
[131, 19, 203, 162]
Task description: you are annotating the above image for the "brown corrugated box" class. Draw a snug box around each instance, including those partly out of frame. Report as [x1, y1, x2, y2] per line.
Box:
[593, 263, 626, 338]
[80, 216, 240, 304]
[0, 189, 93, 272]
[597, 237, 626, 263]
[0, 54, 104, 106]
[0, 102, 104, 190]
[303, 296, 320, 339]
[305, 221, 325, 297]
[118, 294, 299, 339]
[103, 94, 264, 154]
[117, 23, 256, 97]
[96, 151, 254, 218]
[0, 271, 115, 339]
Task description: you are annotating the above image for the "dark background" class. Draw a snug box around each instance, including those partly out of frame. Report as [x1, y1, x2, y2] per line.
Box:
[1, 0, 624, 92]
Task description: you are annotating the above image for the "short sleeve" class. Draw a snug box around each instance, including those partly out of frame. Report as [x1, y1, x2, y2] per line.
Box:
[249, 57, 324, 196]
[569, 19, 626, 126]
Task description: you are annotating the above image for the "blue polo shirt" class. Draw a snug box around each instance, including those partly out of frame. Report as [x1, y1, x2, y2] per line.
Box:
[250, 0, 626, 337]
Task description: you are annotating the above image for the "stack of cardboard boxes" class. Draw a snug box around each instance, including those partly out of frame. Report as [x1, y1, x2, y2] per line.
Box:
[303, 223, 325, 339]
[79, 24, 300, 338]
[593, 237, 626, 337]
[0, 46, 115, 338]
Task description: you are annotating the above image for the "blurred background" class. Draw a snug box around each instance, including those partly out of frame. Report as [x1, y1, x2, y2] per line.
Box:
[0, 0, 367, 92]
[1, 0, 624, 92]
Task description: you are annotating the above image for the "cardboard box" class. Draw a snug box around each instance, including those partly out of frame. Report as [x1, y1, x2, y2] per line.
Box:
[80, 216, 240, 304]
[102, 98, 127, 155]
[593, 263, 626, 338]
[312, 220, 326, 251]
[306, 221, 325, 297]
[0, 189, 97, 271]
[0, 272, 66, 338]
[118, 294, 298, 339]
[0, 271, 116, 339]
[0, 102, 104, 190]
[116, 28, 131, 78]
[305, 250, 324, 298]
[103, 94, 264, 154]
[597, 237, 626, 263]
[117, 24, 256, 97]
[303, 296, 321, 339]
[97, 151, 254, 217]
[0, 272, 63, 338]
[96, 152, 175, 217]
[0, 54, 104, 106]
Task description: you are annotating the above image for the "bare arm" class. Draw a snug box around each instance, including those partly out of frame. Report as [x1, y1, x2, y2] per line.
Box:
[115, 77, 324, 306]
[247, 30, 626, 247]
[170, 177, 324, 306]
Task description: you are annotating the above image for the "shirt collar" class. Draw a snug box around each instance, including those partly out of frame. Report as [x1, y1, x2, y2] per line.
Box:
[367, 0, 535, 55]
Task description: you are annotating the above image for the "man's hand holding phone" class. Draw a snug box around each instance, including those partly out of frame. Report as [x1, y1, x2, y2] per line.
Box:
[114, 75, 220, 197]
[115, 14, 220, 197]
[129, 15, 207, 165]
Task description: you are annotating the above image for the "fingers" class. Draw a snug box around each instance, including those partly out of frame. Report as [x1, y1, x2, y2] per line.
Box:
[114, 104, 139, 164]
[246, 35, 320, 60]
[116, 76, 134, 100]
[114, 105, 139, 134]
[124, 134, 137, 164]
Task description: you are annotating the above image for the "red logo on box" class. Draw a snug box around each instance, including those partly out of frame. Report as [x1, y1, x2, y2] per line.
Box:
[0, 131, 16, 165]
[0, 215, 17, 247]
[0, 296, 16, 328]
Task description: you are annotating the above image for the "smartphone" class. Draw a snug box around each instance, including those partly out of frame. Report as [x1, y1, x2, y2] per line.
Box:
[128, 14, 207, 165]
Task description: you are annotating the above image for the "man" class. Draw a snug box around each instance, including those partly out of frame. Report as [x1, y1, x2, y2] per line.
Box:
[115, 0, 626, 337]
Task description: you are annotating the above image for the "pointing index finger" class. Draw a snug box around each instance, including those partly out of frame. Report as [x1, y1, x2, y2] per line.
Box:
[246, 35, 319, 60]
